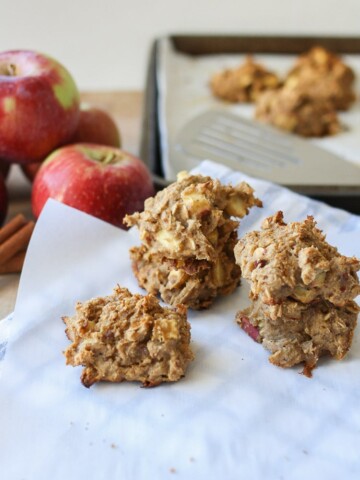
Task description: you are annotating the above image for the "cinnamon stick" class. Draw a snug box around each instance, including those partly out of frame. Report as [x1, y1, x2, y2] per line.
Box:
[0, 221, 35, 265]
[0, 250, 26, 274]
[0, 213, 27, 244]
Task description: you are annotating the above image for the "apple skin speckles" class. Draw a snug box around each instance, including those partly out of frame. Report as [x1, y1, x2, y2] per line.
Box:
[3, 96, 15, 113]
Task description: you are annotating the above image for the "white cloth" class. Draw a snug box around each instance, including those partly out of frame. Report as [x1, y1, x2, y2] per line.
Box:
[1, 160, 360, 480]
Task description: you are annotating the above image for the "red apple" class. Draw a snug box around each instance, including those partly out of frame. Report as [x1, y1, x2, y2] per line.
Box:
[71, 104, 121, 147]
[0, 158, 11, 179]
[0, 173, 8, 226]
[20, 161, 41, 182]
[20, 105, 121, 182]
[0, 50, 80, 164]
[31, 144, 155, 228]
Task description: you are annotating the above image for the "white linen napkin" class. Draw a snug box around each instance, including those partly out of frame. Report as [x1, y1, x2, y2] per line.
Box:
[1, 160, 359, 480]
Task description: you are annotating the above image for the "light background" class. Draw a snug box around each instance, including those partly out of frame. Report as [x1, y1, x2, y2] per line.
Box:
[1, 0, 359, 90]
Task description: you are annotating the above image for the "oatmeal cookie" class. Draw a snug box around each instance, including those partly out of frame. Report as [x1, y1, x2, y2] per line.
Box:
[235, 211, 360, 307]
[285, 46, 356, 111]
[237, 298, 358, 375]
[130, 242, 240, 310]
[255, 86, 340, 137]
[210, 56, 280, 103]
[234, 211, 359, 375]
[124, 172, 262, 309]
[63, 286, 194, 387]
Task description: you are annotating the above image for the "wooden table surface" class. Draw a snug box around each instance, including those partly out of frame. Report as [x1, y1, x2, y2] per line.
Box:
[0, 90, 143, 320]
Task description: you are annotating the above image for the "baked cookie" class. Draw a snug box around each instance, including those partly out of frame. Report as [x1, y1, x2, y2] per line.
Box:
[255, 86, 340, 137]
[210, 56, 280, 103]
[124, 172, 262, 309]
[235, 211, 360, 375]
[63, 286, 194, 387]
[285, 46, 356, 111]
[235, 211, 360, 307]
[237, 299, 358, 374]
[130, 243, 240, 310]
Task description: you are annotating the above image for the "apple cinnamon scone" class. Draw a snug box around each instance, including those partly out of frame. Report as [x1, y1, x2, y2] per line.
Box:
[124, 172, 262, 309]
[63, 286, 194, 387]
[234, 211, 360, 375]
[285, 45, 356, 111]
[255, 86, 340, 137]
[210, 56, 281, 103]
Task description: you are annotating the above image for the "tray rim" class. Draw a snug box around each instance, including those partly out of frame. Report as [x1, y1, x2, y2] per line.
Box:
[170, 34, 360, 55]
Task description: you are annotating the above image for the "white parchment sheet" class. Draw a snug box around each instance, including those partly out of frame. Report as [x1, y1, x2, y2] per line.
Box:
[0, 161, 360, 480]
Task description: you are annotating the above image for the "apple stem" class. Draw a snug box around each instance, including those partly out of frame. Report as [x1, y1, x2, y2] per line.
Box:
[81, 146, 125, 165]
[103, 152, 117, 165]
[0, 63, 17, 76]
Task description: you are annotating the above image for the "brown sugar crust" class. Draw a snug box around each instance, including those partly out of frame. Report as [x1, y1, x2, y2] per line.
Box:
[255, 86, 341, 137]
[63, 286, 194, 387]
[210, 56, 281, 103]
[285, 46, 356, 111]
[237, 299, 358, 373]
[124, 172, 262, 310]
[235, 211, 360, 308]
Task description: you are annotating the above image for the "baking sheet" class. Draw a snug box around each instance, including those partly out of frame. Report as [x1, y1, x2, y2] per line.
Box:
[157, 37, 360, 181]
[0, 161, 360, 479]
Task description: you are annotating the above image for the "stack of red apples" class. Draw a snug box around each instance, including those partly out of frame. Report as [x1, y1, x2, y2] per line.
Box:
[0, 50, 154, 229]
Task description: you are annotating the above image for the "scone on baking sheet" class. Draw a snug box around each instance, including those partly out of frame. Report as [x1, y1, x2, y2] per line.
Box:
[285, 45, 356, 111]
[124, 172, 262, 310]
[255, 86, 341, 137]
[234, 211, 360, 376]
[63, 286, 194, 388]
[210, 56, 281, 103]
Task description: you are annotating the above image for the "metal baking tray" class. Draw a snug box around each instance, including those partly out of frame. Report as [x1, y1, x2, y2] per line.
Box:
[140, 34, 360, 213]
